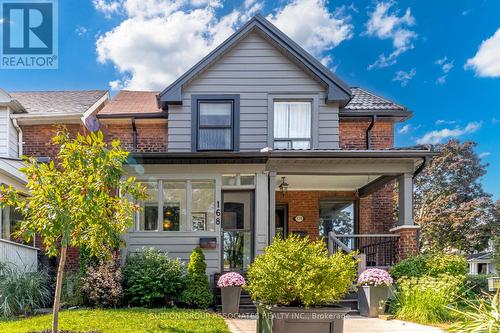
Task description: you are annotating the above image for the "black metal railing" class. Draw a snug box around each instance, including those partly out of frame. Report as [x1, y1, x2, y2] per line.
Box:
[328, 232, 399, 268]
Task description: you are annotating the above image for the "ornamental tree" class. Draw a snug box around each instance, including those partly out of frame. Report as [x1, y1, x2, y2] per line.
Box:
[0, 128, 146, 333]
[414, 140, 494, 253]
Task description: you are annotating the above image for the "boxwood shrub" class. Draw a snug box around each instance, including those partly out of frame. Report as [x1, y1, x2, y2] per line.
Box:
[178, 247, 213, 309]
[123, 248, 184, 307]
[245, 235, 357, 308]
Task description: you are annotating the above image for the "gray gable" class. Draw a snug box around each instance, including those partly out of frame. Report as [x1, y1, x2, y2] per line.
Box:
[158, 14, 352, 108]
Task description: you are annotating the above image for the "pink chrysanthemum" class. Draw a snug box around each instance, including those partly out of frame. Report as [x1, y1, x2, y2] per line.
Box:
[217, 272, 246, 288]
[357, 268, 393, 287]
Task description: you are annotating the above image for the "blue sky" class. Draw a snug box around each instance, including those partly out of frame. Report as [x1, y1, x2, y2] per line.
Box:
[0, 0, 499, 198]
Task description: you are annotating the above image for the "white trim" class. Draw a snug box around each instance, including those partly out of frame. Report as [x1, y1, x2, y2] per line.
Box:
[82, 92, 109, 120]
[11, 118, 22, 156]
[389, 225, 420, 232]
[12, 113, 83, 125]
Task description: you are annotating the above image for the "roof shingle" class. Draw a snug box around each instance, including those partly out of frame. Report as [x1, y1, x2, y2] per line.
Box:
[10, 90, 107, 114]
[99, 90, 160, 115]
[344, 87, 406, 111]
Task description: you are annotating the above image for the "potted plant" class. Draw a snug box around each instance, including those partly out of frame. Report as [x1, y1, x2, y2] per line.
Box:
[357, 268, 393, 317]
[217, 272, 246, 315]
[246, 235, 357, 333]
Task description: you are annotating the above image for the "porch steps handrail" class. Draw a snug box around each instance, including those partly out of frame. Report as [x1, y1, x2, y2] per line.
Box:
[328, 231, 367, 274]
[334, 233, 399, 238]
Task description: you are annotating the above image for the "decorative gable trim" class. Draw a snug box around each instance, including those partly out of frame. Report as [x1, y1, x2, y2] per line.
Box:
[158, 15, 352, 109]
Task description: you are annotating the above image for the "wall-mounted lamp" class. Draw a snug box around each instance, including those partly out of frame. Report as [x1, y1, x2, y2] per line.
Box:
[279, 177, 289, 197]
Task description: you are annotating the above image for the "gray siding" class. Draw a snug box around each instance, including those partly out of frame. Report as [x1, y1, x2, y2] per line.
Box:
[167, 32, 339, 152]
[0, 109, 18, 158]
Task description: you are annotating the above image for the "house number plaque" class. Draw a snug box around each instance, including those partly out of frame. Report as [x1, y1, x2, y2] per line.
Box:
[294, 215, 304, 223]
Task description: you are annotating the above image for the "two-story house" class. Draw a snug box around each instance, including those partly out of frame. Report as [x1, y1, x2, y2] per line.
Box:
[1, 15, 435, 278]
[92, 15, 434, 277]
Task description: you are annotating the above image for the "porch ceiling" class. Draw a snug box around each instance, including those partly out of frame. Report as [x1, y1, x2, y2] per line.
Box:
[275, 174, 381, 191]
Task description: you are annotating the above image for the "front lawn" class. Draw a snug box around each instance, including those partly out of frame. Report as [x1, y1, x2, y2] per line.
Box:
[0, 308, 230, 333]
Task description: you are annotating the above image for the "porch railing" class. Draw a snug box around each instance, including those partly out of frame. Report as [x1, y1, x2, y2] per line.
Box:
[328, 232, 399, 269]
[0, 239, 38, 272]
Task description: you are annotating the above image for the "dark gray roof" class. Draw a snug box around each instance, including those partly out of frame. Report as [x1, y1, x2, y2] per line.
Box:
[158, 14, 351, 108]
[340, 87, 411, 120]
[10, 90, 107, 114]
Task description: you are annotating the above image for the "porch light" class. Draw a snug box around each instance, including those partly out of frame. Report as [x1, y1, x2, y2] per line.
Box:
[279, 177, 289, 197]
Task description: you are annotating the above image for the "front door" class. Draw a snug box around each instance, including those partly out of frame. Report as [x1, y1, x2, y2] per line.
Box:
[221, 191, 254, 272]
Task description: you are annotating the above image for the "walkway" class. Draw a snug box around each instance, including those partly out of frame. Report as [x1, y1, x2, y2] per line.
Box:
[225, 315, 445, 333]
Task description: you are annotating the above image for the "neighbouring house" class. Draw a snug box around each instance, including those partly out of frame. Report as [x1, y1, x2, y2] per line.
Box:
[468, 241, 497, 275]
[0, 89, 109, 271]
[1, 15, 435, 280]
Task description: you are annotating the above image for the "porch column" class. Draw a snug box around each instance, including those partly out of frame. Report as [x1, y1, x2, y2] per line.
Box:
[390, 173, 420, 260]
[268, 171, 276, 244]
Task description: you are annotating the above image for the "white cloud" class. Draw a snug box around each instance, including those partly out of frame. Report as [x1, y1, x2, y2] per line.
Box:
[465, 28, 500, 77]
[267, 0, 353, 59]
[364, 1, 417, 69]
[392, 68, 416, 87]
[435, 119, 457, 126]
[398, 124, 410, 134]
[492, 118, 500, 125]
[434, 56, 454, 84]
[96, 0, 353, 90]
[416, 121, 482, 145]
[478, 152, 491, 158]
[75, 26, 89, 36]
[92, 0, 122, 18]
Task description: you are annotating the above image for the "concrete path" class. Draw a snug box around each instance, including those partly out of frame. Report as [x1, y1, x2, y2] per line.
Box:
[225, 315, 445, 333]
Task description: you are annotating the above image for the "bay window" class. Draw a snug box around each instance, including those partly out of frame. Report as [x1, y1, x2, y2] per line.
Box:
[137, 179, 215, 232]
[273, 101, 312, 149]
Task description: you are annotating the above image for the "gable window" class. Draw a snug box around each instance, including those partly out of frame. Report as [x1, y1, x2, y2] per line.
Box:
[273, 101, 311, 149]
[193, 95, 240, 151]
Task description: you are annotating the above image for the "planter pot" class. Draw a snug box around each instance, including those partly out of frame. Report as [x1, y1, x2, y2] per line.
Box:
[358, 285, 389, 317]
[221, 286, 241, 315]
[257, 305, 349, 333]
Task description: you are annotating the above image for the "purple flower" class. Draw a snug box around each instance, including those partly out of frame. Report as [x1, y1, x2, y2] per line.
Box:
[217, 272, 246, 288]
[357, 268, 393, 287]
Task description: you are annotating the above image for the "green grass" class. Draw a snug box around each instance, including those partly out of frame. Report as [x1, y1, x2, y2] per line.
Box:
[0, 308, 230, 333]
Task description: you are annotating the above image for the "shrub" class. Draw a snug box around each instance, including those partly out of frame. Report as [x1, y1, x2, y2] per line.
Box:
[245, 235, 357, 308]
[123, 248, 184, 307]
[81, 259, 123, 308]
[217, 272, 246, 288]
[390, 253, 467, 280]
[464, 274, 495, 296]
[187, 247, 207, 275]
[391, 274, 464, 324]
[448, 290, 500, 333]
[178, 247, 213, 309]
[61, 271, 84, 307]
[0, 263, 51, 317]
[178, 274, 213, 309]
[357, 268, 393, 287]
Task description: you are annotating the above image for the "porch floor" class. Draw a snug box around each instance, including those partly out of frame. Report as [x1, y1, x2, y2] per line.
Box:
[225, 316, 445, 333]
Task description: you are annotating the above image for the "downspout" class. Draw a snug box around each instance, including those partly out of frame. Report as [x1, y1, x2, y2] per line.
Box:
[365, 115, 376, 149]
[413, 156, 430, 179]
[131, 117, 137, 152]
[12, 118, 22, 157]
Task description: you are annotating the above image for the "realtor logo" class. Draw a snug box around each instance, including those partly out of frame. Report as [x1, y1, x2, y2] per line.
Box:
[0, 0, 58, 69]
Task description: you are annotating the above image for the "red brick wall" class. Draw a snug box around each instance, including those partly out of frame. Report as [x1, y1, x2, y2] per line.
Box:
[99, 120, 168, 153]
[21, 124, 84, 157]
[393, 227, 420, 261]
[339, 119, 394, 150]
[339, 118, 397, 238]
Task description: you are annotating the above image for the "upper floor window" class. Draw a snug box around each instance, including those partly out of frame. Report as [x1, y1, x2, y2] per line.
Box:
[193, 95, 240, 152]
[273, 101, 311, 149]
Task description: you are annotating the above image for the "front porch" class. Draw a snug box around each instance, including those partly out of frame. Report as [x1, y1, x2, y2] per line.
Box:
[267, 154, 425, 266]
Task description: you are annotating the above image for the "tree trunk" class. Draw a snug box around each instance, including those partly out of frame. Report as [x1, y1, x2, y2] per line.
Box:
[52, 245, 67, 333]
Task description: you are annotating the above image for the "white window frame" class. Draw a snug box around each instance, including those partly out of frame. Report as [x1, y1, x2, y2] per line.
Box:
[268, 95, 318, 150]
[134, 175, 220, 233]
